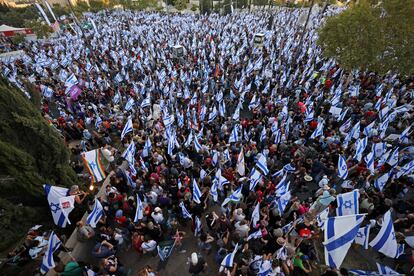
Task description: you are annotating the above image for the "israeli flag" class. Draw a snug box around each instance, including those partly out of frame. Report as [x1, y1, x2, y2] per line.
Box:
[237, 149, 245, 176]
[113, 92, 121, 104]
[275, 177, 290, 197]
[249, 168, 262, 191]
[167, 135, 176, 156]
[373, 142, 387, 158]
[179, 202, 192, 219]
[364, 151, 375, 175]
[41, 85, 54, 98]
[122, 142, 136, 165]
[317, 207, 330, 227]
[350, 121, 361, 140]
[86, 199, 104, 228]
[210, 179, 219, 202]
[256, 153, 269, 175]
[338, 155, 348, 179]
[194, 137, 203, 153]
[192, 179, 202, 204]
[363, 121, 375, 137]
[251, 202, 260, 227]
[228, 124, 240, 143]
[354, 225, 371, 250]
[354, 137, 369, 162]
[219, 243, 238, 272]
[247, 230, 262, 241]
[222, 186, 242, 206]
[142, 137, 152, 157]
[212, 151, 219, 167]
[379, 106, 390, 121]
[337, 189, 359, 216]
[276, 191, 291, 215]
[184, 131, 193, 148]
[260, 127, 267, 142]
[44, 184, 70, 228]
[248, 94, 259, 110]
[369, 210, 401, 258]
[208, 106, 218, 123]
[134, 194, 144, 223]
[141, 97, 151, 108]
[283, 163, 296, 173]
[219, 100, 226, 117]
[338, 108, 348, 122]
[39, 231, 61, 274]
[323, 214, 365, 268]
[163, 113, 175, 128]
[398, 126, 411, 143]
[125, 171, 136, 189]
[64, 73, 78, 88]
[121, 117, 133, 140]
[125, 97, 135, 111]
[310, 120, 324, 139]
[195, 216, 202, 236]
[274, 129, 282, 144]
[223, 149, 231, 163]
[374, 172, 390, 192]
[387, 147, 399, 167]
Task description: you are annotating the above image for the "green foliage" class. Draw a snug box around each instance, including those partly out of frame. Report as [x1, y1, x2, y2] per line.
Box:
[318, 0, 414, 76]
[24, 20, 53, 39]
[9, 33, 25, 45]
[0, 4, 40, 28]
[200, 0, 212, 14]
[173, 0, 188, 10]
[223, 0, 231, 14]
[191, 3, 199, 11]
[0, 78, 77, 250]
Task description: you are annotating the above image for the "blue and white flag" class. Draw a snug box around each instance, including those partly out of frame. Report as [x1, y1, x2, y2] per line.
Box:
[157, 240, 175, 262]
[338, 155, 348, 179]
[310, 120, 324, 139]
[140, 97, 151, 109]
[323, 214, 365, 268]
[86, 199, 104, 228]
[121, 117, 133, 140]
[276, 191, 291, 215]
[251, 202, 260, 227]
[219, 243, 238, 272]
[317, 207, 330, 227]
[338, 108, 348, 122]
[369, 210, 401, 258]
[179, 202, 192, 219]
[275, 173, 289, 197]
[387, 147, 399, 167]
[64, 73, 78, 88]
[142, 137, 152, 157]
[260, 127, 267, 142]
[192, 179, 202, 204]
[364, 151, 375, 175]
[374, 172, 390, 192]
[125, 97, 135, 111]
[44, 184, 70, 228]
[363, 121, 375, 137]
[195, 216, 202, 236]
[249, 167, 262, 191]
[39, 231, 61, 274]
[354, 225, 371, 250]
[398, 126, 411, 143]
[283, 163, 296, 173]
[134, 194, 144, 223]
[163, 113, 175, 128]
[210, 179, 219, 202]
[194, 137, 203, 152]
[222, 186, 242, 206]
[247, 230, 262, 241]
[337, 189, 359, 216]
[228, 124, 240, 143]
[237, 149, 245, 176]
[354, 137, 368, 162]
[256, 153, 269, 175]
[339, 118, 352, 134]
[350, 121, 361, 140]
[122, 142, 136, 165]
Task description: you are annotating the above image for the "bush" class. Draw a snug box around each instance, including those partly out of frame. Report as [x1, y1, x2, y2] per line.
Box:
[173, 0, 188, 10]
[191, 3, 199, 11]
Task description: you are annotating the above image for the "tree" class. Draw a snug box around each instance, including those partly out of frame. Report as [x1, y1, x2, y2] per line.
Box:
[318, 0, 414, 76]
[0, 78, 77, 251]
[200, 0, 212, 14]
[173, 0, 188, 10]
[24, 19, 53, 39]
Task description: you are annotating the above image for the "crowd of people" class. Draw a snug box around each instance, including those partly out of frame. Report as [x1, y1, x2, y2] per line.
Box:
[1, 5, 414, 276]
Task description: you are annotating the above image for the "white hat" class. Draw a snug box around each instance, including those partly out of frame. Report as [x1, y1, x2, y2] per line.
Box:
[191, 252, 198, 265]
[154, 207, 161, 212]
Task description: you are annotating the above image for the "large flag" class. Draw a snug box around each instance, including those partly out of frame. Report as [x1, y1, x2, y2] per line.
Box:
[122, 142, 136, 165]
[237, 149, 245, 176]
[323, 214, 365, 268]
[338, 155, 348, 179]
[40, 231, 61, 274]
[374, 172, 390, 192]
[142, 137, 152, 157]
[157, 240, 176, 261]
[276, 191, 291, 215]
[249, 168, 262, 191]
[179, 202, 192, 219]
[228, 124, 240, 143]
[121, 117, 133, 140]
[86, 199, 104, 228]
[219, 243, 238, 272]
[134, 194, 144, 223]
[310, 120, 324, 139]
[354, 137, 368, 162]
[192, 179, 202, 204]
[354, 225, 371, 250]
[317, 207, 330, 227]
[35, 2, 51, 25]
[247, 230, 262, 241]
[369, 210, 401, 258]
[336, 189, 359, 216]
[82, 149, 106, 183]
[44, 184, 70, 228]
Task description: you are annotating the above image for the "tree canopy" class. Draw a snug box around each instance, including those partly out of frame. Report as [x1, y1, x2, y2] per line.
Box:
[0, 78, 77, 251]
[317, 0, 414, 76]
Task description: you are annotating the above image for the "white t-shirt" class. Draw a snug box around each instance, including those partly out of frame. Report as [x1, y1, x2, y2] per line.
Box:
[142, 240, 157, 252]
